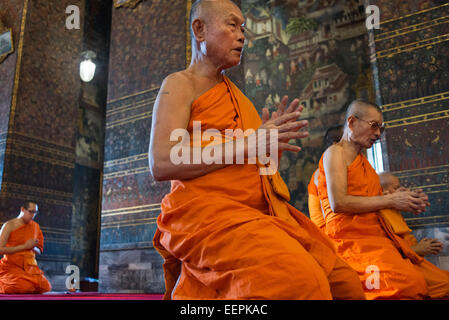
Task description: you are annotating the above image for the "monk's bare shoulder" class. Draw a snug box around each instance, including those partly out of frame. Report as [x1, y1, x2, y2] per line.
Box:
[323, 144, 343, 161]
[159, 71, 195, 100]
[0, 218, 20, 234]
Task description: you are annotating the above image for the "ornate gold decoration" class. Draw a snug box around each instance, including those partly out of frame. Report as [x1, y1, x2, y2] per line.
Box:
[0, 18, 14, 64]
[113, 0, 143, 9]
[186, 0, 192, 68]
[9, 0, 29, 134]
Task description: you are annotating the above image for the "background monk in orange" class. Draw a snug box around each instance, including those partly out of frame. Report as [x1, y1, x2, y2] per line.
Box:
[0, 201, 51, 294]
[379, 172, 449, 299]
[318, 100, 431, 300]
[149, 0, 364, 300]
[308, 124, 343, 230]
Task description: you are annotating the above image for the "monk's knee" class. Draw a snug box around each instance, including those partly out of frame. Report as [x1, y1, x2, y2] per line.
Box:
[1, 281, 35, 294]
[328, 258, 366, 300]
[274, 253, 333, 299]
[37, 277, 52, 294]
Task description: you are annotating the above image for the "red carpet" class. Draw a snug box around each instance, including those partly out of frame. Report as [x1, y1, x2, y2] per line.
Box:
[0, 292, 164, 300]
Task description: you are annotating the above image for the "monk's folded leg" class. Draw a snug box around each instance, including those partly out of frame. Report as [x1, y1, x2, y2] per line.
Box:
[35, 275, 52, 294]
[415, 260, 449, 299]
[327, 257, 366, 300]
[174, 217, 333, 300]
[0, 277, 36, 294]
[350, 241, 428, 300]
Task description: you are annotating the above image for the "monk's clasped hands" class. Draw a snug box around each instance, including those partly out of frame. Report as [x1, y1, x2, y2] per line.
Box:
[389, 187, 430, 215]
[260, 95, 309, 154]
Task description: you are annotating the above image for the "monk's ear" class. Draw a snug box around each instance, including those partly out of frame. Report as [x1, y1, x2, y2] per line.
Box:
[347, 115, 356, 131]
[192, 18, 206, 42]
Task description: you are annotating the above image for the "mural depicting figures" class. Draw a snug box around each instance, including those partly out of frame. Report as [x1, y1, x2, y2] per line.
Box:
[241, 0, 374, 213]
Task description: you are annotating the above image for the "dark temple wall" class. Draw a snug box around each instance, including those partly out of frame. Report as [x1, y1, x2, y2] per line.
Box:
[369, 0, 449, 270]
[99, 0, 187, 293]
[0, 1, 24, 187]
[0, 0, 84, 289]
[71, 0, 111, 281]
[0, 0, 110, 290]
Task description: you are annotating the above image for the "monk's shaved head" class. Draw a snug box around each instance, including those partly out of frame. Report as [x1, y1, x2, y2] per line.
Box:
[379, 172, 400, 193]
[344, 100, 382, 126]
[190, 0, 239, 41]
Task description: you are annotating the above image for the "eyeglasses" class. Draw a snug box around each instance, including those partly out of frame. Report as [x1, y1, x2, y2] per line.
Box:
[26, 208, 38, 214]
[354, 115, 385, 134]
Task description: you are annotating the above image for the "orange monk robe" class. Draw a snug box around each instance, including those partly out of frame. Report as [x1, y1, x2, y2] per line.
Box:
[0, 220, 51, 294]
[153, 76, 365, 300]
[381, 209, 449, 299]
[308, 169, 326, 231]
[318, 153, 428, 300]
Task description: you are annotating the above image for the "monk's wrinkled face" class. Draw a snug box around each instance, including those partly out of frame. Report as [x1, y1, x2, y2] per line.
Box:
[21, 203, 38, 224]
[348, 106, 383, 148]
[200, 0, 246, 68]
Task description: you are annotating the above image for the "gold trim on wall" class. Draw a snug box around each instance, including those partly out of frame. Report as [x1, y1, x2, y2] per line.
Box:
[1, 182, 73, 199]
[101, 217, 158, 229]
[4, 147, 75, 168]
[382, 91, 449, 113]
[106, 97, 156, 117]
[113, 0, 142, 9]
[8, 0, 29, 134]
[107, 86, 160, 104]
[379, 2, 449, 26]
[376, 33, 449, 59]
[103, 166, 150, 180]
[102, 206, 160, 217]
[375, 15, 449, 43]
[385, 110, 449, 128]
[105, 111, 152, 129]
[102, 203, 160, 213]
[392, 163, 449, 175]
[186, 0, 192, 68]
[104, 153, 148, 168]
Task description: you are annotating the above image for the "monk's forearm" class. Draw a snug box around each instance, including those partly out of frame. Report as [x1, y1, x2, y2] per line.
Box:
[151, 137, 258, 181]
[152, 159, 229, 181]
[0, 245, 26, 255]
[331, 194, 394, 214]
[410, 245, 422, 256]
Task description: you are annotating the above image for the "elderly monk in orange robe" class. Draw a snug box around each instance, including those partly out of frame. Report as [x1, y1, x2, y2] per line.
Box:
[0, 201, 51, 294]
[318, 99, 432, 300]
[308, 125, 343, 230]
[379, 172, 449, 299]
[149, 0, 365, 300]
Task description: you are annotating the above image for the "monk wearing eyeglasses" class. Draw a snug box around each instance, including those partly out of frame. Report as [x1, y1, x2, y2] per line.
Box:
[317, 100, 432, 299]
[0, 201, 51, 294]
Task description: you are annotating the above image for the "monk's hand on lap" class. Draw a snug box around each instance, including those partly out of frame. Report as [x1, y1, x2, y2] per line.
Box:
[430, 238, 444, 254]
[414, 238, 443, 256]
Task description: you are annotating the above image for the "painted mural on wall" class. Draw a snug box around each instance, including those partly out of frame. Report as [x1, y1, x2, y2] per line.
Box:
[369, 0, 449, 230]
[241, 0, 373, 213]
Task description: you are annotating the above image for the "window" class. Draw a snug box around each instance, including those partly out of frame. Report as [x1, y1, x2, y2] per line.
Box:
[366, 140, 384, 173]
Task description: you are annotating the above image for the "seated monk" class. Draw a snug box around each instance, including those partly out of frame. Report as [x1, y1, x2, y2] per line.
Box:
[149, 0, 365, 300]
[318, 99, 432, 300]
[0, 201, 51, 294]
[308, 125, 343, 231]
[379, 172, 449, 299]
